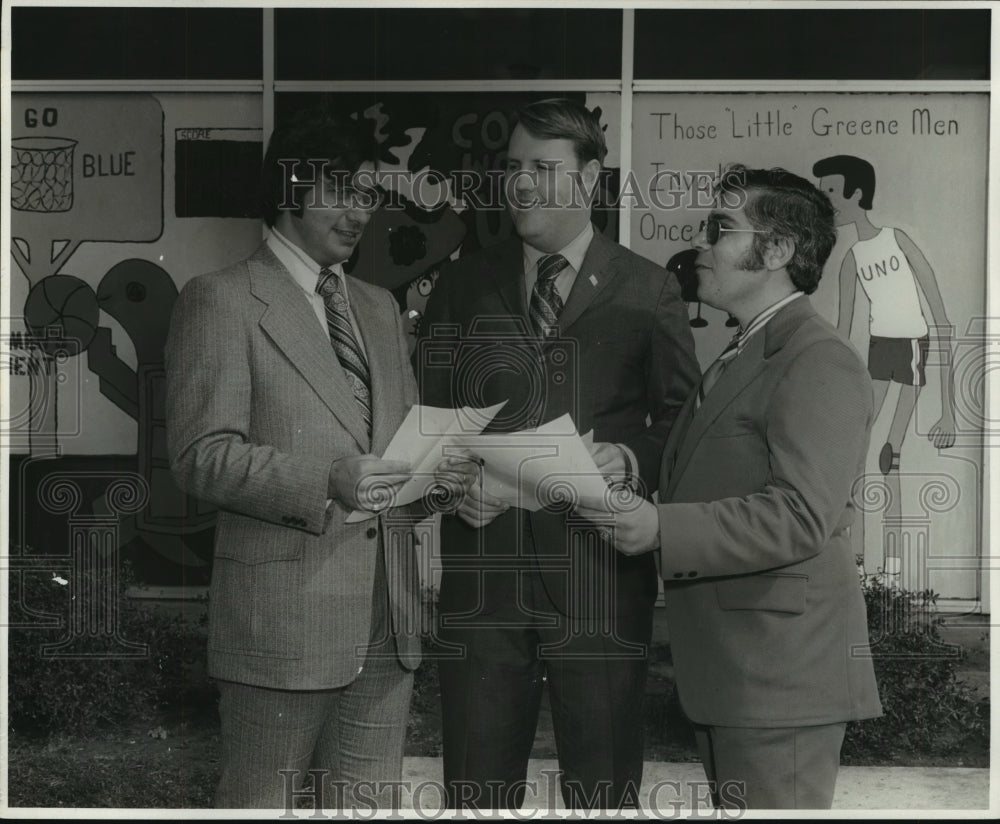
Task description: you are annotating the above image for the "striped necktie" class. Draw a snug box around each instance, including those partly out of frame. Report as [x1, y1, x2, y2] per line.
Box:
[317, 268, 372, 439]
[529, 253, 569, 340]
[698, 333, 741, 405]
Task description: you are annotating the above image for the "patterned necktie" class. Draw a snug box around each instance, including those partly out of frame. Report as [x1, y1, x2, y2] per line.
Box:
[698, 333, 741, 405]
[530, 253, 569, 340]
[317, 268, 372, 439]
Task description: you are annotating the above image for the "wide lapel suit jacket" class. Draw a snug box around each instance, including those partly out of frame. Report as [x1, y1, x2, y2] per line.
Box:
[417, 228, 699, 620]
[656, 297, 883, 727]
[166, 243, 421, 690]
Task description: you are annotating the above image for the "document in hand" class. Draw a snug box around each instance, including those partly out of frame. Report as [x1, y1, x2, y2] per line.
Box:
[346, 404, 614, 521]
[345, 401, 507, 522]
[472, 414, 612, 512]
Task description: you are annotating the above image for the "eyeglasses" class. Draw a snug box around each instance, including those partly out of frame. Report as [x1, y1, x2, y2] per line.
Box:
[698, 216, 766, 246]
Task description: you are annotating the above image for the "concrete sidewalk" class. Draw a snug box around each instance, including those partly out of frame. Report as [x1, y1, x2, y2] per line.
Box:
[401, 758, 990, 813]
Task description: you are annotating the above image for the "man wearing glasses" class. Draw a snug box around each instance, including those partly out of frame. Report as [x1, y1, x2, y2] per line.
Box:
[577, 165, 882, 809]
[165, 108, 473, 808]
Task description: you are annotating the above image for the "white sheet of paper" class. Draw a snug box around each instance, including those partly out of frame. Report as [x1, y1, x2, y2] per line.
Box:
[457, 414, 612, 512]
[345, 401, 506, 522]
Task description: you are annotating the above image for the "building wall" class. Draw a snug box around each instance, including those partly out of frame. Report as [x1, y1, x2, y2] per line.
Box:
[5, 6, 991, 612]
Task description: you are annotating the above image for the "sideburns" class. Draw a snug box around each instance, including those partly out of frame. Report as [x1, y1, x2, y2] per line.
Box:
[736, 235, 768, 271]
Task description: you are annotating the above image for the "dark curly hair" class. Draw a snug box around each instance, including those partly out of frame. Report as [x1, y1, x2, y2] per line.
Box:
[717, 164, 837, 295]
[261, 108, 373, 227]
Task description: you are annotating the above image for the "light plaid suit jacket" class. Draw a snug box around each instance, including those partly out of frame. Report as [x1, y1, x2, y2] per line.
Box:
[166, 244, 421, 689]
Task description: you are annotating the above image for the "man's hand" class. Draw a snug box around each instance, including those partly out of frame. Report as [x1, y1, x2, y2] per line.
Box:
[426, 455, 480, 513]
[456, 470, 509, 529]
[328, 455, 411, 512]
[575, 500, 661, 556]
[588, 441, 626, 478]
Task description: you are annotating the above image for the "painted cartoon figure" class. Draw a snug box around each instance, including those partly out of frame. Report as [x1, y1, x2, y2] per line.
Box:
[89, 259, 216, 576]
[812, 155, 956, 571]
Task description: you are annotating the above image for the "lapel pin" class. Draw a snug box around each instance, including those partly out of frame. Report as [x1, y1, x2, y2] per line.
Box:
[589, 274, 598, 287]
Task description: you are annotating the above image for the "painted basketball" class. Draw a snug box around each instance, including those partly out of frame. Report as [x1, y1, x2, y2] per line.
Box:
[24, 275, 100, 356]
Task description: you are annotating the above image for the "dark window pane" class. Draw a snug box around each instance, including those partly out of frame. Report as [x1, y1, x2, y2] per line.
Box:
[12, 7, 263, 80]
[276, 8, 621, 80]
[175, 137, 262, 219]
[634, 9, 989, 80]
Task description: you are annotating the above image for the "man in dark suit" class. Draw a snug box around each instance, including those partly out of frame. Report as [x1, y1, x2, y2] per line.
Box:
[578, 165, 883, 809]
[166, 109, 473, 809]
[416, 98, 699, 810]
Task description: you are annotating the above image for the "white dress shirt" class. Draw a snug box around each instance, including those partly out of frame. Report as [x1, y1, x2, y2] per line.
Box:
[266, 226, 368, 359]
[730, 291, 805, 355]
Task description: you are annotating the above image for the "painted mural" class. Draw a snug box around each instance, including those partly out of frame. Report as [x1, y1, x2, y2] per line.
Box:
[10, 89, 985, 608]
[8, 90, 620, 595]
[812, 154, 958, 582]
[630, 92, 988, 608]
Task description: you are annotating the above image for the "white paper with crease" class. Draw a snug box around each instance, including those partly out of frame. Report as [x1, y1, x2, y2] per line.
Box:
[345, 401, 506, 523]
[458, 415, 611, 512]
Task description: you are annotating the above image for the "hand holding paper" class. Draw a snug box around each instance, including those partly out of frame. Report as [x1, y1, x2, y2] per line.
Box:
[427, 454, 482, 514]
[587, 441, 626, 478]
[346, 404, 621, 522]
[329, 454, 412, 513]
[575, 498, 661, 556]
[464, 414, 614, 513]
[455, 465, 509, 529]
[345, 402, 506, 522]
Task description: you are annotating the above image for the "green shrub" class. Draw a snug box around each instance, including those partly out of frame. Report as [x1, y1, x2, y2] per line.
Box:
[842, 568, 988, 762]
[7, 553, 209, 738]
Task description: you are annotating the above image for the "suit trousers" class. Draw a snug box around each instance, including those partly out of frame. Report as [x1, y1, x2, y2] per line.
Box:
[438, 520, 651, 812]
[693, 722, 847, 810]
[213, 543, 413, 810]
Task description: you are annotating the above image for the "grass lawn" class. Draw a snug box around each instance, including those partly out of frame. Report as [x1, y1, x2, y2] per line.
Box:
[8, 707, 220, 809]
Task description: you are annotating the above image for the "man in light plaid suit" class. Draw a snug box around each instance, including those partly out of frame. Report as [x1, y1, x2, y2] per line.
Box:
[166, 109, 472, 809]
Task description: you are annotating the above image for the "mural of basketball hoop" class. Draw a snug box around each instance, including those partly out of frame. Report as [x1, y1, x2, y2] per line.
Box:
[10, 95, 164, 454]
[12, 137, 78, 213]
[9, 93, 221, 586]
